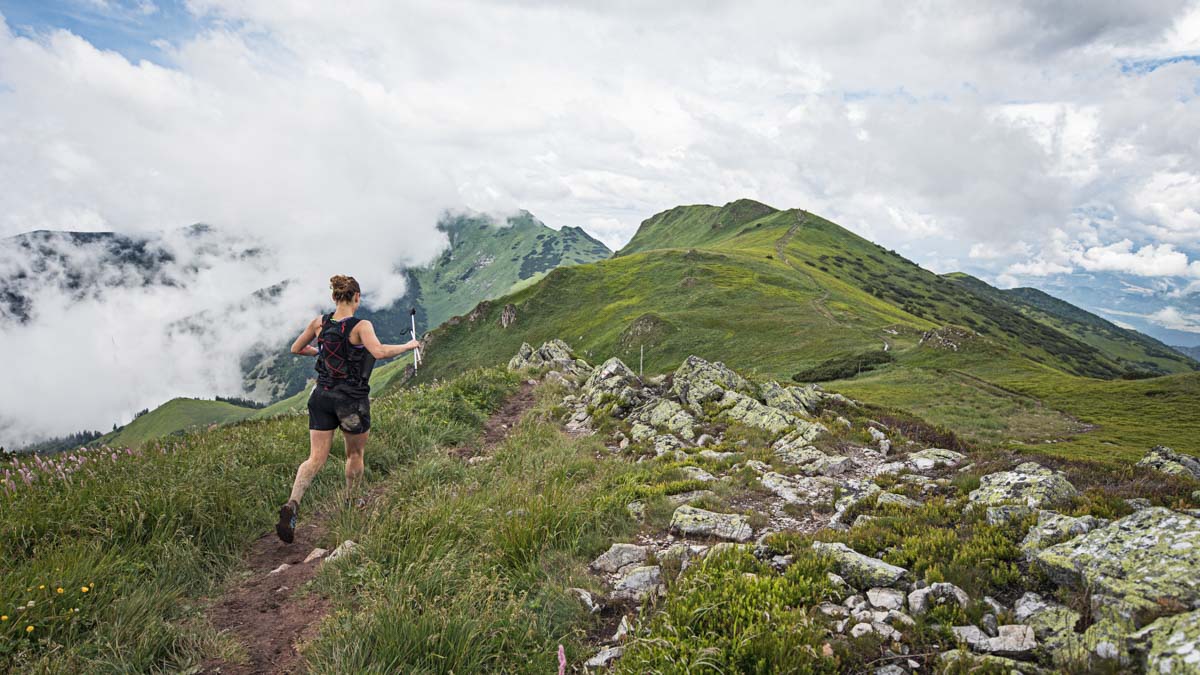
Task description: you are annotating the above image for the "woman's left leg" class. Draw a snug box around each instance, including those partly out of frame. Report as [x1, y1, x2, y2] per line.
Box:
[343, 431, 368, 498]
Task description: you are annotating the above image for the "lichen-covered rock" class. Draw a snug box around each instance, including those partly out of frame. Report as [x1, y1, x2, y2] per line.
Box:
[867, 587, 906, 611]
[507, 342, 535, 370]
[833, 479, 883, 522]
[630, 422, 655, 442]
[1137, 445, 1200, 480]
[773, 419, 828, 449]
[774, 443, 852, 476]
[939, 650, 1048, 674]
[876, 492, 921, 509]
[908, 582, 969, 616]
[1035, 507, 1200, 616]
[670, 505, 754, 542]
[581, 357, 641, 412]
[985, 625, 1038, 657]
[590, 543, 649, 574]
[1129, 608, 1200, 674]
[812, 541, 907, 589]
[968, 462, 1079, 508]
[760, 472, 831, 506]
[1013, 592, 1080, 652]
[698, 449, 739, 462]
[510, 339, 585, 374]
[637, 398, 697, 440]
[905, 448, 966, 471]
[985, 505, 1034, 526]
[716, 390, 798, 435]
[670, 355, 754, 412]
[1020, 510, 1107, 557]
[680, 465, 716, 483]
[610, 565, 663, 602]
[759, 380, 823, 416]
[651, 434, 685, 458]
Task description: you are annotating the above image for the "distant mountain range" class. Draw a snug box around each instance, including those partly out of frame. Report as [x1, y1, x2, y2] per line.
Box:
[1174, 344, 1200, 360]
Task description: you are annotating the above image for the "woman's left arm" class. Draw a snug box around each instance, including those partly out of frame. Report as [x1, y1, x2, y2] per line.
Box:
[290, 316, 321, 356]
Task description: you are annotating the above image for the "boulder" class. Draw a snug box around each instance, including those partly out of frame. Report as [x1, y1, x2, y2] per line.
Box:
[1129, 608, 1200, 674]
[680, 465, 717, 483]
[1020, 510, 1107, 557]
[876, 492, 921, 509]
[1137, 445, 1200, 480]
[590, 543, 648, 574]
[652, 434, 685, 458]
[716, 390, 798, 435]
[759, 380, 822, 415]
[630, 422, 655, 442]
[1036, 508, 1200, 617]
[637, 398, 697, 441]
[772, 419, 828, 449]
[760, 472, 832, 506]
[670, 356, 755, 412]
[610, 565, 663, 602]
[670, 505, 754, 542]
[908, 582, 969, 616]
[968, 462, 1078, 508]
[985, 505, 1034, 526]
[986, 625, 1038, 658]
[833, 479, 883, 522]
[867, 587, 906, 611]
[569, 587, 602, 613]
[905, 448, 966, 471]
[1013, 592, 1080, 651]
[581, 357, 641, 411]
[812, 541, 907, 589]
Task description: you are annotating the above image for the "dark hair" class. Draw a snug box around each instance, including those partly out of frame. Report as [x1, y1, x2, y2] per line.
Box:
[330, 275, 360, 304]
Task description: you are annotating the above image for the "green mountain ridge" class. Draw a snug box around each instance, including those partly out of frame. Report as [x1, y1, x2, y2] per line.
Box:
[406, 199, 1199, 463]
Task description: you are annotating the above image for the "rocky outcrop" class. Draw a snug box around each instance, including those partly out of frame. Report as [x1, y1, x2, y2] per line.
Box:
[812, 542, 907, 589]
[1035, 507, 1200, 616]
[1129, 608, 1200, 673]
[968, 462, 1078, 508]
[669, 505, 754, 542]
[590, 543, 648, 574]
[670, 356, 754, 412]
[758, 380, 823, 415]
[635, 398, 697, 441]
[610, 565, 663, 602]
[905, 448, 965, 471]
[1137, 445, 1200, 480]
[499, 303, 517, 328]
[716, 390, 798, 434]
[1019, 510, 1106, 558]
[508, 339, 591, 378]
[908, 582, 968, 616]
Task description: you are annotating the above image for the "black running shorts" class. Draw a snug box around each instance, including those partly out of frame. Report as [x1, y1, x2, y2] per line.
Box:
[308, 387, 371, 434]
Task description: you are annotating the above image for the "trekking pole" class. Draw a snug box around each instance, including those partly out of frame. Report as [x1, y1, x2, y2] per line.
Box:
[410, 308, 422, 370]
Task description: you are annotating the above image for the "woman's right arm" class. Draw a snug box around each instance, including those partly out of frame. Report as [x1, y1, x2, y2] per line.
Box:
[290, 316, 321, 356]
[356, 320, 420, 360]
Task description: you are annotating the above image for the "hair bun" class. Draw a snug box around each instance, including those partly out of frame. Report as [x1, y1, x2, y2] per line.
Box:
[329, 275, 361, 303]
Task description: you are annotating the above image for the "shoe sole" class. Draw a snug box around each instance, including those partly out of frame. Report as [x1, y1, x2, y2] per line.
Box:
[275, 503, 296, 543]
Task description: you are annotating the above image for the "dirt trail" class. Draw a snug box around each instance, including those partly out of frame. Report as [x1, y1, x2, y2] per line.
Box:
[202, 382, 538, 674]
[774, 212, 841, 327]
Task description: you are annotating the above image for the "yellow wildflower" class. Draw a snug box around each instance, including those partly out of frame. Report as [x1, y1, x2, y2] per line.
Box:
[38, 585, 45, 590]
[1, 615, 7, 621]
[80, 587, 89, 593]
[56, 587, 64, 594]
[26, 625, 34, 633]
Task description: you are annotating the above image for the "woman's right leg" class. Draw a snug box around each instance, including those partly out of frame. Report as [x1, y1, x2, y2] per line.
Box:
[277, 430, 334, 543]
[289, 429, 334, 506]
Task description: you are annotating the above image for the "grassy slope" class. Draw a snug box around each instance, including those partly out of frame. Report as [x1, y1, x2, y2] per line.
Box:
[410, 201, 1199, 464]
[945, 272, 1196, 374]
[102, 399, 256, 448]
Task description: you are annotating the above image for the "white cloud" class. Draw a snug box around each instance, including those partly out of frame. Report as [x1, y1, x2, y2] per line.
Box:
[1104, 305, 1200, 333]
[1073, 239, 1195, 276]
[2, 1, 1200, 440]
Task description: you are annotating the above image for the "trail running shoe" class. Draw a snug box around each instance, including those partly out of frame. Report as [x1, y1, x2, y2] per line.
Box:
[276, 500, 297, 543]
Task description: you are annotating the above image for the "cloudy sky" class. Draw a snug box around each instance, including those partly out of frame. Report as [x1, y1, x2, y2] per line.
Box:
[1, 0, 1199, 441]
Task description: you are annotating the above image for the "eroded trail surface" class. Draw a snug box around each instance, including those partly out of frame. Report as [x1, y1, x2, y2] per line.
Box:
[203, 383, 537, 674]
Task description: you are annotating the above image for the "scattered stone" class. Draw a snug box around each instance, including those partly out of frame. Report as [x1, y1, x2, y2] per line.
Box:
[626, 501, 646, 520]
[908, 582, 969, 616]
[760, 471, 831, 506]
[774, 443, 852, 476]
[698, 449, 740, 462]
[873, 461, 906, 476]
[630, 422, 655, 442]
[1136, 445, 1200, 480]
[569, 587, 602, 613]
[850, 621, 901, 641]
[874, 665, 905, 675]
[612, 614, 633, 642]
[968, 462, 1078, 508]
[852, 515, 877, 528]
[983, 595, 1005, 616]
[325, 540, 357, 563]
[1129, 608, 1200, 674]
[817, 602, 850, 618]
[670, 505, 754, 542]
[269, 563, 290, 575]
[1020, 510, 1106, 557]
[679, 465, 717, 482]
[952, 625, 989, 650]
[905, 448, 966, 471]
[652, 434, 685, 458]
[302, 548, 328, 564]
[986, 625, 1038, 658]
[610, 565, 663, 602]
[867, 587, 906, 611]
[590, 543, 649, 574]
[832, 479, 883, 522]
[876, 492, 921, 509]
[813, 541, 907, 589]
[868, 427, 887, 444]
[696, 433, 715, 447]
[584, 645, 624, 669]
[666, 489, 716, 506]
[982, 613, 999, 637]
[1035, 507, 1200, 615]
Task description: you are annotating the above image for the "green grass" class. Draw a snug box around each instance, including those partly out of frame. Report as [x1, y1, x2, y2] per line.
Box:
[0, 368, 518, 671]
[102, 398, 257, 448]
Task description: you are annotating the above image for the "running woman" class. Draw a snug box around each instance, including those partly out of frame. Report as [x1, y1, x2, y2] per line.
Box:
[275, 274, 421, 543]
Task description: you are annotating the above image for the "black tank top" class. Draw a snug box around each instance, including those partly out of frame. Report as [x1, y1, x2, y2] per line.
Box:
[314, 313, 375, 398]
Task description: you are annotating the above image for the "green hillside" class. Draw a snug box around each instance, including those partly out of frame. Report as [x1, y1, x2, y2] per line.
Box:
[102, 398, 257, 448]
[407, 200, 1199, 463]
[244, 212, 611, 400]
[945, 272, 1196, 375]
